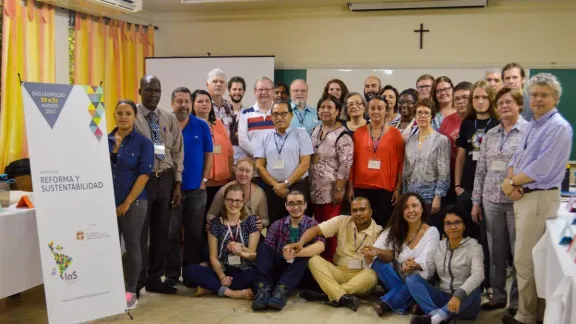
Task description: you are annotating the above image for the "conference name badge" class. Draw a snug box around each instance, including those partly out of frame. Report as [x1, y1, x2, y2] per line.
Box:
[349, 258, 362, 270]
[154, 144, 166, 155]
[368, 159, 381, 170]
[228, 255, 241, 265]
[213, 145, 222, 154]
[472, 151, 480, 161]
[490, 161, 507, 171]
[273, 159, 285, 170]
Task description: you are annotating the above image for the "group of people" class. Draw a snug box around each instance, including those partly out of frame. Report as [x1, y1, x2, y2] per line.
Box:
[108, 63, 573, 324]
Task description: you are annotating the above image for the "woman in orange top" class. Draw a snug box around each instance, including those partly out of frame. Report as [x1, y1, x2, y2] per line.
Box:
[191, 89, 234, 214]
[347, 95, 405, 226]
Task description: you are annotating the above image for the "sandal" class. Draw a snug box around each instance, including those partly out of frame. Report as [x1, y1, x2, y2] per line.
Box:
[242, 288, 254, 300]
[411, 303, 424, 315]
[194, 287, 205, 297]
[486, 287, 494, 300]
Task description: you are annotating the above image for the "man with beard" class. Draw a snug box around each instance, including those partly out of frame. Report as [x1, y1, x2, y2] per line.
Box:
[134, 76, 183, 296]
[363, 76, 381, 101]
[228, 76, 247, 163]
[164, 87, 213, 288]
[207, 68, 233, 136]
[289, 79, 318, 135]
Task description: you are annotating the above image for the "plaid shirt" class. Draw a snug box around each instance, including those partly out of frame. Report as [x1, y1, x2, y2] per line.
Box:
[264, 215, 325, 255]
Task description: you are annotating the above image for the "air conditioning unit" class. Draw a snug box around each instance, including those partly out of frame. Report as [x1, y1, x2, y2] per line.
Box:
[37, 0, 142, 16]
[348, 0, 488, 12]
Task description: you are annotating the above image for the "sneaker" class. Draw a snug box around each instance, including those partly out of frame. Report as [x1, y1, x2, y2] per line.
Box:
[481, 301, 507, 311]
[163, 278, 179, 288]
[125, 292, 138, 310]
[267, 283, 290, 310]
[252, 283, 271, 311]
[410, 315, 432, 324]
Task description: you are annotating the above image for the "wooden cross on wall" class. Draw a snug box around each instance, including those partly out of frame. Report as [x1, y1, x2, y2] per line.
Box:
[414, 23, 430, 49]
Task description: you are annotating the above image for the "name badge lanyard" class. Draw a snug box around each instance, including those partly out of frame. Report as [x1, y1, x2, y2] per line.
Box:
[313, 122, 338, 151]
[218, 220, 244, 258]
[474, 118, 493, 146]
[274, 131, 291, 157]
[354, 229, 368, 253]
[368, 123, 385, 156]
[296, 109, 308, 128]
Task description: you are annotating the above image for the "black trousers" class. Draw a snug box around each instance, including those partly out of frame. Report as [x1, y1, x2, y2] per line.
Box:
[264, 178, 311, 224]
[353, 188, 393, 227]
[137, 171, 174, 288]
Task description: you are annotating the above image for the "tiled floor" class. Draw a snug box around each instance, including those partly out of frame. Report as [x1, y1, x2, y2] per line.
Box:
[0, 284, 508, 324]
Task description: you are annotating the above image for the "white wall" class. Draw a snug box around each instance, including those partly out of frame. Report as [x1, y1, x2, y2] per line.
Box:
[54, 8, 70, 85]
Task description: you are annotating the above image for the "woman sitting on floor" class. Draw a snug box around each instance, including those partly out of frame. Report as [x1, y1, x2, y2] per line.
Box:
[187, 184, 260, 299]
[368, 192, 440, 316]
[407, 206, 484, 324]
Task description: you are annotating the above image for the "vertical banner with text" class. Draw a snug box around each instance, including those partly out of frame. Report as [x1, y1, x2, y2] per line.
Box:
[22, 82, 125, 324]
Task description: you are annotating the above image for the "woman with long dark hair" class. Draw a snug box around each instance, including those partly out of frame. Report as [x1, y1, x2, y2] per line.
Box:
[367, 192, 440, 316]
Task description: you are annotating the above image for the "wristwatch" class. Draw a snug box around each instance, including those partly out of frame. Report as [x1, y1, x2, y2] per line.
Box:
[284, 179, 292, 187]
[508, 178, 516, 186]
[203, 178, 208, 184]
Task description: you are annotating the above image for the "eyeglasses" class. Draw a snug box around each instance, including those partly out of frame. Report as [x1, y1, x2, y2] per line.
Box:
[417, 85, 432, 91]
[454, 96, 470, 102]
[225, 198, 243, 205]
[347, 101, 364, 108]
[286, 201, 306, 208]
[529, 92, 553, 99]
[497, 100, 515, 107]
[255, 88, 273, 93]
[416, 111, 431, 117]
[444, 220, 463, 228]
[436, 87, 452, 94]
[272, 112, 290, 119]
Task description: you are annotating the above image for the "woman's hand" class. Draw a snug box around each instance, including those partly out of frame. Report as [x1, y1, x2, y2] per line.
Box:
[431, 196, 441, 214]
[116, 202, 131, 217]
[282, 245, 296, 260]
[205, 218, 212, 232]
[220, 276, 233, 287]
[332, 188, 344, 205]
[345, 189, 354, 203]
[455, 186, 465, 196]
[471, 204, 483, 224]
[255, 217, 263, 231]
[447, 296, 461, 314]
[391, 189, 400, 205]
[227, 242, 243, 255]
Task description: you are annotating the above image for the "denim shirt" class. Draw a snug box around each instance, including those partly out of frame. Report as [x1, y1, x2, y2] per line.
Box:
[108, 128, 154, 206]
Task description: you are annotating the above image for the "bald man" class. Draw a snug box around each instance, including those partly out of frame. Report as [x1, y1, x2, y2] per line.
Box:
[289, 79, 318, 135]
[135, 75, 183, 296]
[364, 76, 382, 101]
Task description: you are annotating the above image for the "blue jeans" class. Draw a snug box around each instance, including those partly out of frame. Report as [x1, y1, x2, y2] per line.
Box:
[405, 274, 481, 320]
[254, 243, 309, 292]
[372, 259, 414, 314]
[187, 264, 257, 296]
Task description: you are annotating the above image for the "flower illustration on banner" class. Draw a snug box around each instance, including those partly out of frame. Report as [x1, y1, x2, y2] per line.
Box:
[83, 85, 105, 141]
[76, 231, 84, 241]
[48, 241, 73, 280]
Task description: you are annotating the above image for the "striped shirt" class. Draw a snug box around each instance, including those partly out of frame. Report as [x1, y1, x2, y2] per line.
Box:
[238, 103, 275, 157]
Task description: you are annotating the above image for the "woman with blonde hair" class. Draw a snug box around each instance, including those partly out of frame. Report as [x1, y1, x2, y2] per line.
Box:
[187, 184, 260, 299]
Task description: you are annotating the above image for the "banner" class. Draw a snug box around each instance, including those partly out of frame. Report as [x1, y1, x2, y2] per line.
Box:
[22, 83, 125, 324]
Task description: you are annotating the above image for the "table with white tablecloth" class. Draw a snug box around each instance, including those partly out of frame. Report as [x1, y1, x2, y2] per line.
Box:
[533, 202, 576, 324]
[0, 204, 43, 299]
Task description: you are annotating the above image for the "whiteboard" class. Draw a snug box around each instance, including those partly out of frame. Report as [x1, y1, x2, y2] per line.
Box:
[145, 56, 275, 111]
[306, 67, 490, 107]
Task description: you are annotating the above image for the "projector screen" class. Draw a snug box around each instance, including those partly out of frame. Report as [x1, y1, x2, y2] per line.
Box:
[145, 56, 275, 112]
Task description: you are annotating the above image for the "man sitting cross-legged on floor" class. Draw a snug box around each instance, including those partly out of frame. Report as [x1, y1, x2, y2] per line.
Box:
[296, 197, 384, 311]
[252, 190, 326, 311]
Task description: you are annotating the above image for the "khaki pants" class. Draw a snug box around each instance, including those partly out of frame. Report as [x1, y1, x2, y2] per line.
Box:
[308, 255, 378, 302]
[514, 189, 560, 324]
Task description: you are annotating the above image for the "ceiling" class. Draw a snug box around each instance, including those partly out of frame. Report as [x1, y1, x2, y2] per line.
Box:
[143, 0, 469, 13]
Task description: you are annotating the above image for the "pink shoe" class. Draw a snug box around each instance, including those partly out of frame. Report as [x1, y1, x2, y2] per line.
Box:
[126, 292, 138, 310]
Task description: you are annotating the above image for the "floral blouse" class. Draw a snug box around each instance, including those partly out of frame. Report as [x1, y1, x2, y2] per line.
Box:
[402, 133, 451, 204]
[472, 120, 528, 205]
[309, 125, 354, 204]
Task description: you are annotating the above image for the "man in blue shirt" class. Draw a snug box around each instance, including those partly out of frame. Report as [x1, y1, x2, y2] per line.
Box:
[289, 79, 318, 135]
[164, 87, 214, 288]
[501, 73, 573, 324]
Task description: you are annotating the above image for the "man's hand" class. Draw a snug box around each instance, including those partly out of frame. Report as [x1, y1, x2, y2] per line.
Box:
[471, 204, 483, 224]
[509, 187, 524, 201]
[447, 296, 461, 314]
[171, 185, 182, 207]
[116, 202, 131, 217]
[292, 242, 304, 254]
[200, 181, 207, 190]
[282, 245, 296, 260]
[501, 179, 514, 196]
[274, 182, 289, 199]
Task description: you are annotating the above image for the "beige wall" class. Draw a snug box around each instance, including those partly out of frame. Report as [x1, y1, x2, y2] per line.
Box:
[154, 1, 576, 68]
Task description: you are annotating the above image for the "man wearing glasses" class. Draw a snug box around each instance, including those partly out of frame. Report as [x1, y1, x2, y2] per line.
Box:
[255, 101, 314, 223]
[238, 77, 276, 159]
[251, 190, 325, 311]
[416, 74, 434, 100]
[289, 79, 318, 135]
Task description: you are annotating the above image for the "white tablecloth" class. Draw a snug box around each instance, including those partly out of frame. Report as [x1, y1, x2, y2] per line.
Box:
[533, 203, 576, 324]
[0, 204, 43, 299]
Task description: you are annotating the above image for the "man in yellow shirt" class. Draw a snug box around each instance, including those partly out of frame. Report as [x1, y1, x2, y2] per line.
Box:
[294, 197, 383, 311]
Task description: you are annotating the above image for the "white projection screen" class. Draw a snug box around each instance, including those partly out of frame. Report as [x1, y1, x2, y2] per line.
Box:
[145, 56, 275, 112]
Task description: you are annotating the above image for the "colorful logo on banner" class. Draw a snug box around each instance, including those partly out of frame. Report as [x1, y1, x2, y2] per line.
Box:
[24, 83, 73, 129]
[83, 86, 105, 141]
[48, 241, 77, 281]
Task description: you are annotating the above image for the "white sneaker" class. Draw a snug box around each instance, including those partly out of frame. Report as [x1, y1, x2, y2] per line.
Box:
[126, 292, 138, 310]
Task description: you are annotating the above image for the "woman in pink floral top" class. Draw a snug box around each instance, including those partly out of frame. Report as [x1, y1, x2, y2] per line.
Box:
[309, 94, 354, 261]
